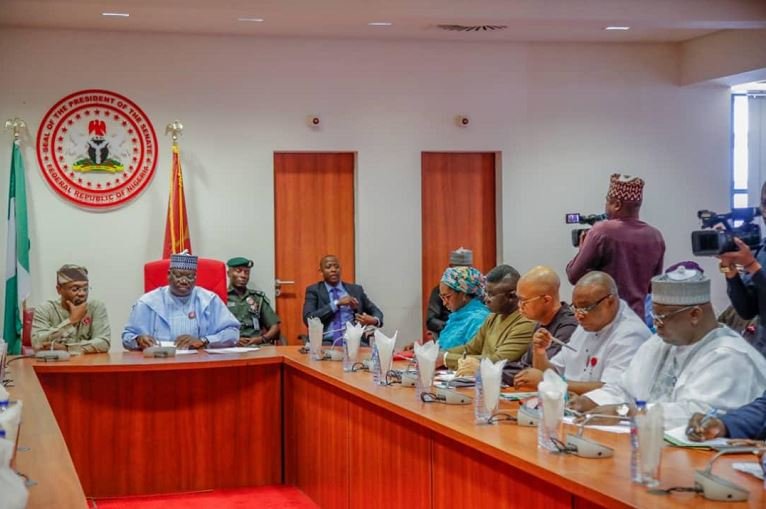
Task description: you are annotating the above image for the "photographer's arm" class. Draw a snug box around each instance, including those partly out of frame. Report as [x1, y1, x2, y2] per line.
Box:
[722, 238, 764, 320]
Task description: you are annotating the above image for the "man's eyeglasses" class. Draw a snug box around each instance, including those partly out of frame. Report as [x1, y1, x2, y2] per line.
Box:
[651, 305, 698, 326]
[570, 294, 612, 315]
[518, 295, 544, 307]
[170, 271, 197, 283]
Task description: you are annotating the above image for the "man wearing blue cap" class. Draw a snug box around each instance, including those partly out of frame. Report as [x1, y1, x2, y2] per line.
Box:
[226, 257, 281, 345]
[122, 252, 240, 350]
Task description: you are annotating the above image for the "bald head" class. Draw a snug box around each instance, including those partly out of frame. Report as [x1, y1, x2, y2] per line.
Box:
[575, 271, 618, 295]
[518, 265, 561, 300]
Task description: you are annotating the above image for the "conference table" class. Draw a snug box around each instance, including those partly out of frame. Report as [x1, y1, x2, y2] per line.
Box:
[7, 346, 764, 509]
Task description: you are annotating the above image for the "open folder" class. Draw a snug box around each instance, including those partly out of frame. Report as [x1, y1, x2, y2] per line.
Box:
[663, 425, 729, 449]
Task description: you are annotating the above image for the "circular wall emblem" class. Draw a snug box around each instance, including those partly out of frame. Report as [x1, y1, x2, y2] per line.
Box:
[36, 89, 158, 210]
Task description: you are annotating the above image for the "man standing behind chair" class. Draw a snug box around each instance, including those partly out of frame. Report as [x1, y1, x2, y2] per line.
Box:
[32, 264, 111, 353]
[122, 253, 240, 350]
[566, 173, 665, 318]
[303, 255, 383, 345]
[226, 257, 281, 346]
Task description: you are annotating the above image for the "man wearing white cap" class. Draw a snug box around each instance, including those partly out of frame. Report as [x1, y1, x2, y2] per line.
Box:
[122, 252, 240, 350]
[570, 266, 766, 430]
[566, 173, 665, 319]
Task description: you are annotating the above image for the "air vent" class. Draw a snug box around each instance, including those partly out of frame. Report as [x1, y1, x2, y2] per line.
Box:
[437, 24, 507, 32]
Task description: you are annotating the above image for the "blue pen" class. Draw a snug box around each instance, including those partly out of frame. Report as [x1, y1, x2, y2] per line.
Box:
[700, 408, 719, 426]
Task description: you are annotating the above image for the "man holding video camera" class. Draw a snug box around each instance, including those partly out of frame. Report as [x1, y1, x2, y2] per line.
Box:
[566, 173, 665, 319]
[720, 184, 766, 358]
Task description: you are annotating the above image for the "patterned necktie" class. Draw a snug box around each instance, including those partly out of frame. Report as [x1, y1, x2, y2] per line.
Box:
[330, 287, 344, 344]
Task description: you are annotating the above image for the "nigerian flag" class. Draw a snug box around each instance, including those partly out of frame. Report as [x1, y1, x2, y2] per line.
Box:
[3, 140, 30, 355]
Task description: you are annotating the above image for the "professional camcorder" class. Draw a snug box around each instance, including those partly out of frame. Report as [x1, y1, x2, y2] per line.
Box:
[565, 213, 607, 248]
[691, 207, 762, 256]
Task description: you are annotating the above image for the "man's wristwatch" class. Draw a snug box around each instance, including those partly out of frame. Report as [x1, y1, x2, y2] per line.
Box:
[200, 337, 210, 347]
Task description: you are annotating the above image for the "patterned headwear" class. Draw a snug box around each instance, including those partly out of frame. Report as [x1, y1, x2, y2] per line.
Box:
[652, 266, 710, 305]
[441, 266, 485, 298]
[607, 173, 644, 203]
[665, 260, 704, 275]
[170, 251, 198, 271]
[449, 247, 473, 266]
[57, 264, 88, 285]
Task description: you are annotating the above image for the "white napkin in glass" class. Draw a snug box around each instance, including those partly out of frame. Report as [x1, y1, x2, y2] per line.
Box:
[414, 341, 439, 388]
[373, 329, 397, 375]
[345, 322, 364, 361]
[637, 403, 664, 474]
[480, 358, 507, 413]
[538, 369, 567, 431]
[307, 317, 324, 354]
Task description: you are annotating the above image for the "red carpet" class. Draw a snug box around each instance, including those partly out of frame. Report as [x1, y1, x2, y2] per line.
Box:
[91, 486, 319, 509]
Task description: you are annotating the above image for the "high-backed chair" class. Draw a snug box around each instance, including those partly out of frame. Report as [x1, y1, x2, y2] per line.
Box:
[144, 258, 228, 303]
[22, 307, 35, 355]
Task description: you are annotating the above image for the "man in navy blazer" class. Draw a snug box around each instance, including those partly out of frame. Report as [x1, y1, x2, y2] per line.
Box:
[302, 255, 384, 345]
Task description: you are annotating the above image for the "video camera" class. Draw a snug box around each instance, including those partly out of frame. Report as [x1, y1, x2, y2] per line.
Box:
[691, 207, 762, 256]
[565, 213, 607, 247]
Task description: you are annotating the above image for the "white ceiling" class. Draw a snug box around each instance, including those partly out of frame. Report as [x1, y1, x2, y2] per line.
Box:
[1, 0, 766, 43]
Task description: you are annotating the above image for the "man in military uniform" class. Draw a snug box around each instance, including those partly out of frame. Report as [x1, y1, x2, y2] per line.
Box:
[227, 257, 281, 346]
[32, 264, 111, 353]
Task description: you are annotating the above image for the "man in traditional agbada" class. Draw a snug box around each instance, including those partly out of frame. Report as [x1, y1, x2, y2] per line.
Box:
[122, 253, 240, 350]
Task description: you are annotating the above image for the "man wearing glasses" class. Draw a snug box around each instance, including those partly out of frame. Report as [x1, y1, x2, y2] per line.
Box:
[514, 271, 650, 394]
[122, 252, 240, 351]
[570, 267, 766, 430]
[32, 264, 111, 353]
[441, 264, 535, 375]
[502, 265, 578, 383]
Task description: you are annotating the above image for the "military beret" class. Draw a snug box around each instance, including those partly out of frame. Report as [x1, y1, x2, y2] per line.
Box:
[227, 257, 254, 268]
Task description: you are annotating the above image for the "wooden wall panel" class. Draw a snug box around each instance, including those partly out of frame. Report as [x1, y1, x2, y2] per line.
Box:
[421, 152, 497, 327]
[283, 366, 350, 509]
[274, 152, 356, 344]
[432, 435, 571, 509]
[37, 363, 282, 497]
[347, 399, 432, 509]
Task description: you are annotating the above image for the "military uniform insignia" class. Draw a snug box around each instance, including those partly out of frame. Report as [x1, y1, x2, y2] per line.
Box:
[36, 89, 158, 210]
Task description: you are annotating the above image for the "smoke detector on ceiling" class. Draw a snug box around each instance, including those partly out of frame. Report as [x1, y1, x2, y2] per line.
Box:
[436, 24, 507, 32]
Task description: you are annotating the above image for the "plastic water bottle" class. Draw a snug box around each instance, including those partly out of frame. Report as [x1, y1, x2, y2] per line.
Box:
[370, 337, 381, 384]
[474, 367, 490, 423]
[630, 400, 647, 483]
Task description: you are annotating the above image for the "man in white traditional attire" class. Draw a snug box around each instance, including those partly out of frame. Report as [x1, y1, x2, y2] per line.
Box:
[122, 252, 240, 350]
[514, 271, 650, 394]
[569, 266, 766, 429]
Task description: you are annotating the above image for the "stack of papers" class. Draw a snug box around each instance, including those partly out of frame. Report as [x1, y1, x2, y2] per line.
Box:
[663, 425, 729, 448]
[204, 347, 261, 354]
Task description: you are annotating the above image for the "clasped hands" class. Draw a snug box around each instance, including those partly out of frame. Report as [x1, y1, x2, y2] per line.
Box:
[336, 295, 378, 326]
[135, 334, 205, 350]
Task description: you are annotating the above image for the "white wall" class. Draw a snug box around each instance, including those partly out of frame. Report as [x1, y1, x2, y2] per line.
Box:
[0, 28, 732, 350]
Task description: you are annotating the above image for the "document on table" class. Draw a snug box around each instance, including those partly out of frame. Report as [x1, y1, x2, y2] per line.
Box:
[562, 416, 631, 434]
[732, 462, 764, 480]
[663, 425, 729, 448]
[156, 340, 198, 355]
[205, 347, 261, 354]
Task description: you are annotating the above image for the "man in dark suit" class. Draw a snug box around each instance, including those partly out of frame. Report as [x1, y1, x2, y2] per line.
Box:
[302, 255, 384, 345]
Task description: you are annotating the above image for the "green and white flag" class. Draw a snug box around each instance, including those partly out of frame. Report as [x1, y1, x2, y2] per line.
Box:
[3, 140, 30, 355]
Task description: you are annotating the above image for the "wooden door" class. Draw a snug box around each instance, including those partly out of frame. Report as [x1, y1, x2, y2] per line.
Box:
[274, 153, 355, 344]
[421, 152, 497, 325]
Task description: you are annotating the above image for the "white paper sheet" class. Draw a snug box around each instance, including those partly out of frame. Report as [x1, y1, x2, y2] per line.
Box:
[732, 462, 764, 480]
[205, 347, 261, 354]
[663, 425, 730, 448]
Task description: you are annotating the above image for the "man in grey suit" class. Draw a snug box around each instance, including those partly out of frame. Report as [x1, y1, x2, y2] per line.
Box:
[302, 255, 384, 345]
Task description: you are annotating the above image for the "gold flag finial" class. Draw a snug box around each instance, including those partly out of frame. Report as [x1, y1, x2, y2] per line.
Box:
[165, 120, 183, 146]
[4, 117, 26, 141]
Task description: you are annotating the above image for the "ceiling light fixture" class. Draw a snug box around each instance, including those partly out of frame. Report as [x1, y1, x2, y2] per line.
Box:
[238, 17, 264, 22]
[368, 22, 392, 27]
[605, 26, 630, 31]
[102, 12, 130, 17]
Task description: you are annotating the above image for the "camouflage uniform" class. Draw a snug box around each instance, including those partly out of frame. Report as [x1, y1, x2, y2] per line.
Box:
[227, 288, 280, 339]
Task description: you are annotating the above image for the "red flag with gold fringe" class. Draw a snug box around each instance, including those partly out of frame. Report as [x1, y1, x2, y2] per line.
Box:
[162, 144, 191, 258]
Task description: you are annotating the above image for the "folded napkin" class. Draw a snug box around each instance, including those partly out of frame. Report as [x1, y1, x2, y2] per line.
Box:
[373, 329, 397, 375]
[414, 341, 439, 389]
[307, 317, 324, 356]
[480, 358, 507, 413]
[538, 369, 567, 432]
[345, 322, 364, 361]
